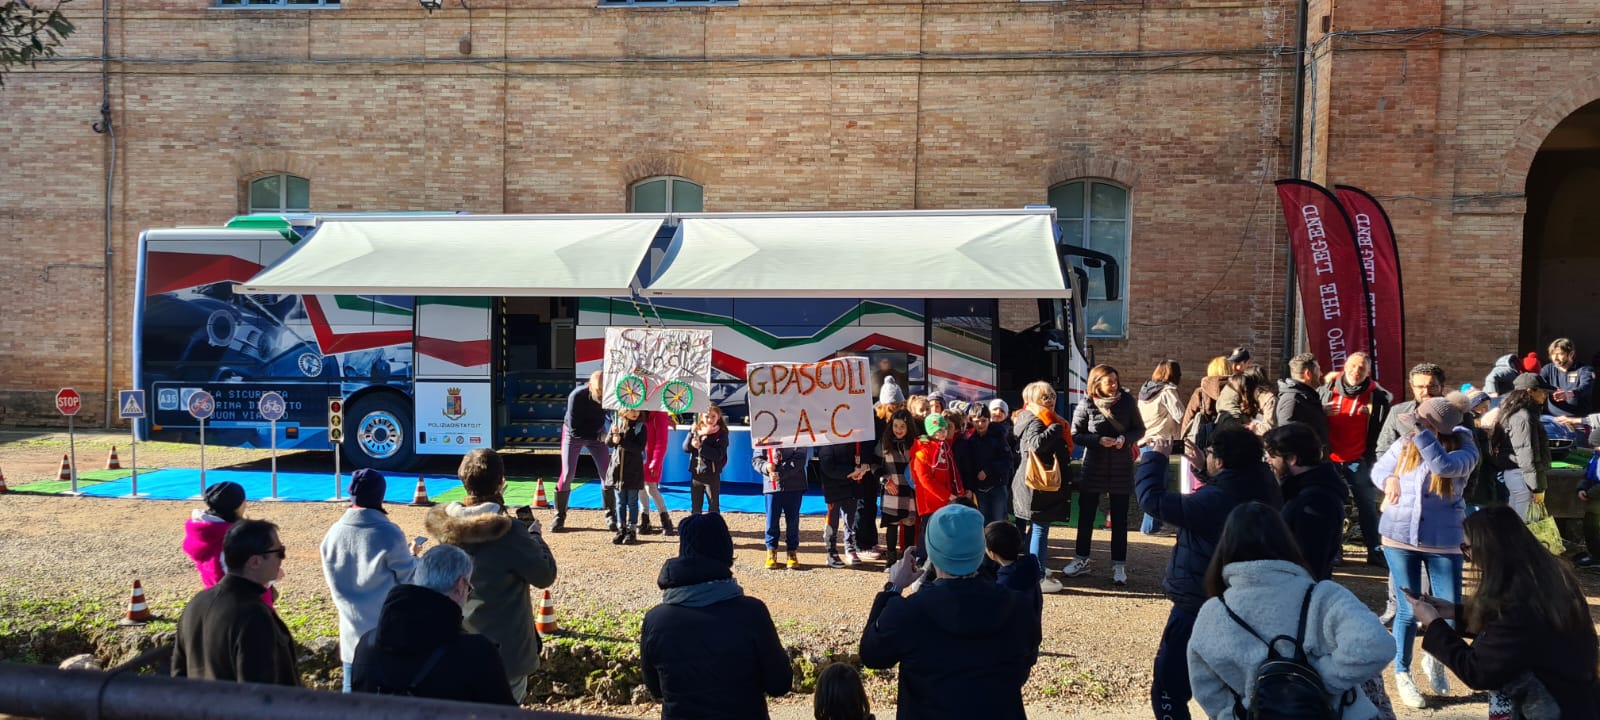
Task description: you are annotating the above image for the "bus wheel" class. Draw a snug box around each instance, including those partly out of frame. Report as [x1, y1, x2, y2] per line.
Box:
[347, 393, 416, 472]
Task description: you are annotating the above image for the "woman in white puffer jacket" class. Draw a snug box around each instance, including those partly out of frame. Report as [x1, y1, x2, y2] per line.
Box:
[1187, 502, 1393, 720]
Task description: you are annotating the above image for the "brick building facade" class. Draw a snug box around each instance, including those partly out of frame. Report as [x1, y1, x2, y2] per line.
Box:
[1, 0, 1597, 424]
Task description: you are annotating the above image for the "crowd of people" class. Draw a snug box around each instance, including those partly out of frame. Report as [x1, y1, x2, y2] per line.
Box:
[159, 343, 1600, 719]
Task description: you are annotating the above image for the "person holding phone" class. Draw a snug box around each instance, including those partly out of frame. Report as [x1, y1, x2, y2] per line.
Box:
[320, 468, 419, 692]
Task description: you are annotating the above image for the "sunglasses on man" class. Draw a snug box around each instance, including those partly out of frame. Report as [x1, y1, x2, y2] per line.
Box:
[258, 546, 287, 560]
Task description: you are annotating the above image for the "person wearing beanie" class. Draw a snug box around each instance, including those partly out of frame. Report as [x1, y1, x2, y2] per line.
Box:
[320, 468, 420, 691]
[1487, 373, 1554, 522]
[425, 449, 558, 703]
[860, 505, 1041, 719]
[926, 392, 947, 415]
[640, 514, 792, 720]
[182, 481, 275, 607]
[879, 376, 906, 406]
[910, 413, 966, 554]
[1370, 396, 1479, 708]
[1451, 387, 1505, 513]
[987, 398, 1020, 492]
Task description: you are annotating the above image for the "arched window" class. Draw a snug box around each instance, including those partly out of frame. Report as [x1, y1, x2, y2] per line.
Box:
[1049, 179, 1130, 338]
[630, 176, 703, 213]
[248, 174, 311, 214]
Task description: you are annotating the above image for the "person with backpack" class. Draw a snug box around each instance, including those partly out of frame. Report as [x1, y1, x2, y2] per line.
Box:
[1487, 373, 1553, 521]
[1187, 502, 1392, 720]
[1064, 364, 1145, 586]
[1371, 397, 1478, 709]
[1136, 426, 1283, 720]
[1406, 506, 1600, 719]
[1262, 422, 1347, 581]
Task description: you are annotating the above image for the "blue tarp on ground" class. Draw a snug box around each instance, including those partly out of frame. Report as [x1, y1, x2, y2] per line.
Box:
[76, 468, 833, 515]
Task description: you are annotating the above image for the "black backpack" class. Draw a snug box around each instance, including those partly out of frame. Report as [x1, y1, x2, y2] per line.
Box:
[1219, 584, 1350, 720]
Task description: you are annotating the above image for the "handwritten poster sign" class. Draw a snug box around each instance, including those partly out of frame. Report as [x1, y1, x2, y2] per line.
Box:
[747, 356, 873, 449]
[601, 327, 713, 414]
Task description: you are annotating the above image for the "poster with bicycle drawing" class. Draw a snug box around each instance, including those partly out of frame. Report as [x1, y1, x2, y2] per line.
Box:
[601, 327, 714, 414]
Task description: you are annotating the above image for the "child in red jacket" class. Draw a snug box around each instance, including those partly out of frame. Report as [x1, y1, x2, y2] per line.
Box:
[911, 413, 966, 555]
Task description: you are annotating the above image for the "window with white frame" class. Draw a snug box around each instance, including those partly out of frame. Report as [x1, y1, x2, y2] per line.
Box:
[630, 176, 704, 213]
[248, 174, 311, 214]
[1049, 179, 1129, 338]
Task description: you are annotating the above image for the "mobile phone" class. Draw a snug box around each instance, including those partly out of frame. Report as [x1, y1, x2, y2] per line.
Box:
[412, 536, 428, 550]
[514, 505, 535, 523]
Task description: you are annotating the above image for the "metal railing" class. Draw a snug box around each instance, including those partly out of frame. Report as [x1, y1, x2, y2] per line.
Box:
[0, 661, 614, 720]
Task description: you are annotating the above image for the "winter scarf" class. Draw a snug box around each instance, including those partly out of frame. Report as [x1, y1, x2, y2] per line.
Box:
[1029, 406, 1075, 454]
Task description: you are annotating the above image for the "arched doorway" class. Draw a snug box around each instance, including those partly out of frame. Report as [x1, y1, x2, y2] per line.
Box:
[1522, 99, 1600, 359]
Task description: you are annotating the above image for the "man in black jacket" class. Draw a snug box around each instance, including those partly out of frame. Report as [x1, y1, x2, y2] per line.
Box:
[641, 513, 792, 719]
[1134, 427, 1282, 720]
[1263, 422, 1347, 580]
[555, 370, 612, 532]
[1276, 352, 1330, 451]
[172, 519, 298, 686]
[860, 504, 1040, 720]
[351, 545, 516, 705]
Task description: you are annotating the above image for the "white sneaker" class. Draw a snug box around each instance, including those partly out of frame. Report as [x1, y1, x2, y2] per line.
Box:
[1395, 671, 1427, 709]
[1111, 564, 1128, 586]
[1039, 576, 1064, 594]
[1421, 653, 1451, 695]
[1060, 557, 1092, 578]
[846, 552, 862, 567]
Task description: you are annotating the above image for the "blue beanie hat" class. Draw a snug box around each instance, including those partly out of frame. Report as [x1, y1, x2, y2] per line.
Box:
[923, 505, 985, 576]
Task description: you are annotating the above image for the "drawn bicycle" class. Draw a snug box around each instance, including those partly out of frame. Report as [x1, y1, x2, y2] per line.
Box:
[614, 368, 695, 414]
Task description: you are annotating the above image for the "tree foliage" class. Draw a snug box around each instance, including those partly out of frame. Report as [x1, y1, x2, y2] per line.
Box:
[1, 0, 76, 88]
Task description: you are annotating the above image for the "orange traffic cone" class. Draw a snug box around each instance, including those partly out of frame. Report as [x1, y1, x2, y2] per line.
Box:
[533, 478, 550, 509]
[535, 589, 558, 637]
[56, 454, 72, 482]
[0, 465, 9, 493]
[105, 445, 122, 471]
[122, 580, 150, 624]
[410, 477, 433, 507]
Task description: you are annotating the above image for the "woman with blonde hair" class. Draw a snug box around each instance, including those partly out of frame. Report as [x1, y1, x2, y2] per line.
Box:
[1010, 380, 1074, 593]
[1180, 356, 1232, 493]
[1064, 365, 1145, 586]
[1370, 397, 1478, 708]
[1137, 360, 1184, 534]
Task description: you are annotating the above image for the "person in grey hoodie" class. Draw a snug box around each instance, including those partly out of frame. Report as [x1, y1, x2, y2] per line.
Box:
[1187, 503, 1392, 720]
[320, 468, 419, 692]
[1136, 359, 1185, 535]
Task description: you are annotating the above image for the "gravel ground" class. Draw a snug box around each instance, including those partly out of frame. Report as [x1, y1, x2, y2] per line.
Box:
[4, 427, 1590, 719]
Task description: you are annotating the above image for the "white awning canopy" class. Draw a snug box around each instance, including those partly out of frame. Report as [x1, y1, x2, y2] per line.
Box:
[235, 215, 666, 296]
[642, 210, 1068, 298]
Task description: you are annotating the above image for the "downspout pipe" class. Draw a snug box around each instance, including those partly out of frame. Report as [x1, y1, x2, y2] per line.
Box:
[1280, 0, 1310, 369]
[92, 0, 116, 428]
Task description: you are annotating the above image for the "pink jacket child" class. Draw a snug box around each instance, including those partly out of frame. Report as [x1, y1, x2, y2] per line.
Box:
[180, 482, 274, 607]
[643, 411, 673, 484]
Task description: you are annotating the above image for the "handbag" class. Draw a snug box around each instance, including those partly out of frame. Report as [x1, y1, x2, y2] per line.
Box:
[1525, 502, 1565, 555]
[1025, 450, 1062, 492]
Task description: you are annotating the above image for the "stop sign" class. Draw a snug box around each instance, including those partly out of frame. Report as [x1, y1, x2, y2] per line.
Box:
[56, 388, 82, 416]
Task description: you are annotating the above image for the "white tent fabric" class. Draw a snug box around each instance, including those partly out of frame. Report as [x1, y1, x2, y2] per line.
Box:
[235, 215, 665, 296]
[643, 211, 1069, 298]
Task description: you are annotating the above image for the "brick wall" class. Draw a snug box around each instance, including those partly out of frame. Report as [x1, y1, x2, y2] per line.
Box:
[3, 0, 1597, 423]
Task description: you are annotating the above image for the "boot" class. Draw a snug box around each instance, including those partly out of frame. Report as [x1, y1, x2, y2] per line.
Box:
[786, 551, 801, 570]
[611, 526, 626, 545]
[765, 549, 780, 570]
[660, 512, 676, 536]
[639, 513, 660, 535]
[603, 489, 618, 533]
[551, 491, 570, 533]
[625, 526, 639, 545]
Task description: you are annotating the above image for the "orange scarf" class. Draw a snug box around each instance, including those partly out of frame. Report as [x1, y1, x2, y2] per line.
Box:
[1027, 406, 1074, 454]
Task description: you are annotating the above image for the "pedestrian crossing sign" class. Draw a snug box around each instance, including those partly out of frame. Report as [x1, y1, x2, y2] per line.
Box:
[118, 390, 146, 420]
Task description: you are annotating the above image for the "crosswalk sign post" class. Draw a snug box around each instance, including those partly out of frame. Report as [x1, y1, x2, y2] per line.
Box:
[117, 390, 147, 498]
[328, 397, 345, 502]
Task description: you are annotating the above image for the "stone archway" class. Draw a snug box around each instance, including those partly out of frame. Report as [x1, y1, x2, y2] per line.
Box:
[1519, 98, 1600, 357]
